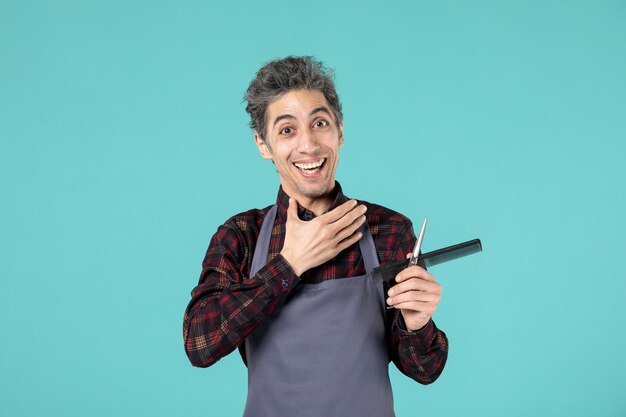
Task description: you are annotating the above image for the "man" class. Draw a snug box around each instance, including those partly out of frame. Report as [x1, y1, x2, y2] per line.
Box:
[183, 56, 448, 417]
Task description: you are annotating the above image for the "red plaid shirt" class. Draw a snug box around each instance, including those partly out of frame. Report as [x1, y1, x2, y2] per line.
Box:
[183, 182, 448, 384]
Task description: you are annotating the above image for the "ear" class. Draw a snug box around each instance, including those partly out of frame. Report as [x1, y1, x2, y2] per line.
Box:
[254, 132, 273, 160]
[338, 122, 344, 147]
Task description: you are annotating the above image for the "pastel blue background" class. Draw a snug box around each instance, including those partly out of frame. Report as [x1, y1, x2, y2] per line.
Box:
[2, 0, 625, 416]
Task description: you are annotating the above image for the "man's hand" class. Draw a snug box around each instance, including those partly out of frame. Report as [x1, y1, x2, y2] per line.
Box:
[386, 257, 442, 331]
[280, 198, 367, 277]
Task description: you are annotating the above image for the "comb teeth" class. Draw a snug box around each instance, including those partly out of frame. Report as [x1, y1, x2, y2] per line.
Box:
[373, 239, 482, 284]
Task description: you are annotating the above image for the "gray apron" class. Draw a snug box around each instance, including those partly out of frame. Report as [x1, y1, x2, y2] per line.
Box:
[243, 205, 395, 417]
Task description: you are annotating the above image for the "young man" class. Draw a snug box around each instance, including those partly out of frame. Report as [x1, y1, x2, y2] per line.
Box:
[183, 56, 448, 417]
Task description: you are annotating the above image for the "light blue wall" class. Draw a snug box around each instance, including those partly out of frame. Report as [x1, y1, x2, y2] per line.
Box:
[1, 1, 625, 416]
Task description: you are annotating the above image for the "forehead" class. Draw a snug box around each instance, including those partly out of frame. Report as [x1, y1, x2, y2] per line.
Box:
[266, 89, 333, 123]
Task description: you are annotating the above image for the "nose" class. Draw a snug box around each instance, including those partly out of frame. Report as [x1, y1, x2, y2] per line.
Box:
[298, 127, 320, 153]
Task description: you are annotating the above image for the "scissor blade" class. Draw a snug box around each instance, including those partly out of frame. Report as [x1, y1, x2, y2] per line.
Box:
[410, 217, 428, 265]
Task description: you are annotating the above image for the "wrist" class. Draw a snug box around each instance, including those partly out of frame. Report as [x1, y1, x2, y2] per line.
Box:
[398, 312, 432, 332]
[279, 249, 304, 277]
[407, 319, 430, 332]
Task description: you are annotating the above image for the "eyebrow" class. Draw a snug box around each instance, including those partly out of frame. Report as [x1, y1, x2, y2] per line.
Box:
[272, 114, 295, 129]
[272, 106, 333, 129]
[310, 106, 332, 118]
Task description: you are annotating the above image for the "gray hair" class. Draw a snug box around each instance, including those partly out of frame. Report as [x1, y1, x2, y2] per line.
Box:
[244, 56, 343, 141]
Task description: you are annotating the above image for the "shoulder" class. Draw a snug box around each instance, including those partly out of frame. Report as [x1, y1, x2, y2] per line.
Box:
[359, 199, 414, 236]
[205, 204, 274, 254]
[201, 204, 274, 272]
[222, 205, 273, 234]
[358, 199, 416, 263]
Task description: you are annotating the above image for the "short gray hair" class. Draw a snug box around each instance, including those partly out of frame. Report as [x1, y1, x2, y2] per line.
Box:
[244, 56, 343, 141]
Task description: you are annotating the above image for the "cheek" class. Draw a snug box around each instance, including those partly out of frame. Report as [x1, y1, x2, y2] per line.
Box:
[273, 142, 294, 158]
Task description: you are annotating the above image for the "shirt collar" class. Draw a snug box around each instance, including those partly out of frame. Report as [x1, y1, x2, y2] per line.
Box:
[275, 181, 348, 222]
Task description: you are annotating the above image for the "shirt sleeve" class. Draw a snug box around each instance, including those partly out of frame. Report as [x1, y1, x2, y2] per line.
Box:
[182, 219, 299, 368]
[387, 223, 449, 384]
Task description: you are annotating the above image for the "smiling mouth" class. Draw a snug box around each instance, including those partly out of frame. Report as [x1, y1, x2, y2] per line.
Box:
[293, 158, 326, 175]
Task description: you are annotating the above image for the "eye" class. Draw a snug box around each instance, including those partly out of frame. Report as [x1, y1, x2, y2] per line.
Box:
[313, 119, 329, 128]
[280, 126, 294, 135]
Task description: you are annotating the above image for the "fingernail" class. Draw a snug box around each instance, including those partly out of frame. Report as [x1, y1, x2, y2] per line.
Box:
[386, 297, 392, 305]
[388, 289, 394, 296]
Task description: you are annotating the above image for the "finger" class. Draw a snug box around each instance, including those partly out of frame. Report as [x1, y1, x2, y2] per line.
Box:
[388, 290, 440, 306]
[334, 213, 366, 243]
[332, 202, 366, 225]
[335, 229, 363, 254]
[395, 265, 435, 283]
[388, 278, 440, 297]
[319, 199, 359, 223]
[329, 205, 367, 238]
[391, 301, 437, 314]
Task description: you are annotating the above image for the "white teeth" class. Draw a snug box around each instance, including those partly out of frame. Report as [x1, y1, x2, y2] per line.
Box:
[294, 159, 325, 170]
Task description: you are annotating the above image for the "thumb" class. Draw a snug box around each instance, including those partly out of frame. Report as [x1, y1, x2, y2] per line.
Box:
[287, 197, 300, 222]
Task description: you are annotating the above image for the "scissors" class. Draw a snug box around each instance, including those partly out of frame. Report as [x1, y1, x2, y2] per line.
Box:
[409, 217, 428, 267]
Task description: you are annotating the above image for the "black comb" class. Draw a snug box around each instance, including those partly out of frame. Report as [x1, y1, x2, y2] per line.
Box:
[373, 239, 482, 283]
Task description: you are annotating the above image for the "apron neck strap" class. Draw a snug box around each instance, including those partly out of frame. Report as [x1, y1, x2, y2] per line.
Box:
[250, 205, 278, 277]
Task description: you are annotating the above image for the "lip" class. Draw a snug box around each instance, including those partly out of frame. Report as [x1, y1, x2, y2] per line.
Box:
[292, 157, 326, 178]
[293, 157, 325, 165]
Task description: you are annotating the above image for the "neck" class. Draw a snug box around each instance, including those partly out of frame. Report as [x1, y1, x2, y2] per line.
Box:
[285, 181, 337, 217]
[298, 195, 334, 217]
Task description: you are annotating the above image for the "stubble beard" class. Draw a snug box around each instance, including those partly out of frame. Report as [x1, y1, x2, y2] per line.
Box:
[296, 177, 335, 200]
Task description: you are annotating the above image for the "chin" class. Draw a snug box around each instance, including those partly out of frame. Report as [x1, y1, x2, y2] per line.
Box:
[298, 182, 333, 199]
